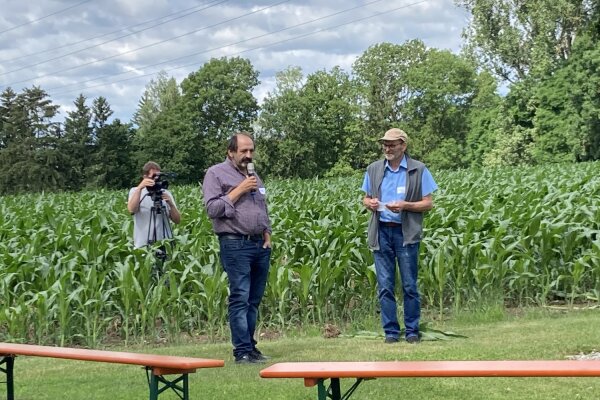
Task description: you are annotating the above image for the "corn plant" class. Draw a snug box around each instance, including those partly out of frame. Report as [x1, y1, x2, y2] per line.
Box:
[0, 162, 598, 345]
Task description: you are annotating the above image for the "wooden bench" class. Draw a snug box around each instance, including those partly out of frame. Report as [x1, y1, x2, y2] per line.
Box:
[260, 360, 600, 400]
[0, 342, 224, 400]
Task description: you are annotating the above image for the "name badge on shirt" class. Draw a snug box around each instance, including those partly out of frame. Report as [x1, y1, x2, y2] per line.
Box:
[259, 187, 266, 195]
[397, 186, 405, 194]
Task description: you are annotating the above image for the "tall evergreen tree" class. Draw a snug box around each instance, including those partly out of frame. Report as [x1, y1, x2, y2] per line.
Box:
[92, 119, 135, 188]
[0, 87, 62, 193]
[87, 98, 134, 188]
[0, 88, 18, 149]
[92, 96, 113, 132]
[60, 94, 93, 190]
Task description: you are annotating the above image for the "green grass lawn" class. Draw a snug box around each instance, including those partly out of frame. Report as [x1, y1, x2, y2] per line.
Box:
[9, 308, 600, 399]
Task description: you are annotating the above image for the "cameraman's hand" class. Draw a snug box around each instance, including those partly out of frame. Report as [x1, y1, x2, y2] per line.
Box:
[162, 193, 181, 224]
[128, 177, 155, 214]
[138, 177, 155, 190]
[162, 193, 174, 206]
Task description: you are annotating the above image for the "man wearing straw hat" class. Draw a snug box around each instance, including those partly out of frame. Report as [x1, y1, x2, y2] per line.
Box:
[361, 128, 438, 344]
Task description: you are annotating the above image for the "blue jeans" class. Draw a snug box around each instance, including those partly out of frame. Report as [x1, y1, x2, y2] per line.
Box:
[373, 225, 420, 339]
[219, 238, 271, 358]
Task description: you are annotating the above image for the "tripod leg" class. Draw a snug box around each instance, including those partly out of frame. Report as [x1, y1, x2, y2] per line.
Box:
[160, 204, 173, 241]
[147, 206, 158, 246]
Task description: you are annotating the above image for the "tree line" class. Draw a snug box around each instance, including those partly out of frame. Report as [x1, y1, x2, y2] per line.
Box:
[0, 0, 598, 195]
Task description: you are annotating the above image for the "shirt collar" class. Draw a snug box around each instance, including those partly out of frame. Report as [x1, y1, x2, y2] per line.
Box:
[384, 155, 407, 172]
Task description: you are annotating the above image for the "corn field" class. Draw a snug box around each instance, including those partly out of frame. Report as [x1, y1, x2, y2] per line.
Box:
[0, 162, 599, 345]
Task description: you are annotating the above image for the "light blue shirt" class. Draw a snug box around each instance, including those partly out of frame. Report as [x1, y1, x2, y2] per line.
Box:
[361, 156, 438, 223]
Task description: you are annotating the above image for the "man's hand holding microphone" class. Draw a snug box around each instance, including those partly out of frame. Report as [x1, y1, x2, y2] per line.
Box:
[226, 161, 258, 203]
[247, 162, 257, 194]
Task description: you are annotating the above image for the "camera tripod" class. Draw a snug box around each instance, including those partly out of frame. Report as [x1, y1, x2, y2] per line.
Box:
[145, 194, 174, 280]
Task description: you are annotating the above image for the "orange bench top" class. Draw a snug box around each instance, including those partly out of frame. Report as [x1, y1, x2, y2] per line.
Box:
[260, 360, 600, 381]
[0, 342, 224, 371]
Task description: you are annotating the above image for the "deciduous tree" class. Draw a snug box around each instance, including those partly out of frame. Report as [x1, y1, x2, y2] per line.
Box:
[180, 56, 260, 178]
[457, 0, 595, 82]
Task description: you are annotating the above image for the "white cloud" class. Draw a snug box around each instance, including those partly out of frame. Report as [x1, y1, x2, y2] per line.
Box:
[0, 0, 469, 121]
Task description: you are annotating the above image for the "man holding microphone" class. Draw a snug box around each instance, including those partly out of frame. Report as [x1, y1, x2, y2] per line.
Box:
[202, 132, 272, 364]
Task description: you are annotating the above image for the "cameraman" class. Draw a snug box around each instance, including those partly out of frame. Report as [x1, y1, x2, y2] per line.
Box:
[127, 161, 181, 248]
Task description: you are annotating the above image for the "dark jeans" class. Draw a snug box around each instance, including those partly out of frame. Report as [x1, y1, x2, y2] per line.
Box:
[219, 237, 271, 358]
[373, 225, 420, 339]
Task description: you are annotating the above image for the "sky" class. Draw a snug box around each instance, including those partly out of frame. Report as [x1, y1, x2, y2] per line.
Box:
[0, 0, 470, 123]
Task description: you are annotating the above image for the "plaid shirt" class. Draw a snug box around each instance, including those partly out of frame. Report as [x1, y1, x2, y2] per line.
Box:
[202, 158, 272, 236]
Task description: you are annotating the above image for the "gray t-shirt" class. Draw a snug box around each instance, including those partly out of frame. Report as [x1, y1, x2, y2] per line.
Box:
[128, 187, 176, 248]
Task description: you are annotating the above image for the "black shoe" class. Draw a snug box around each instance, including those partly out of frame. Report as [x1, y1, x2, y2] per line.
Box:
[406, 335, 420, 344]
[250, 348, 270, 361]
[384, 336, 399, 344]
[235, 353, 264, 364]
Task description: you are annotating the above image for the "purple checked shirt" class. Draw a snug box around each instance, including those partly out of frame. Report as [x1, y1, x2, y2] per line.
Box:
[202, 158, 272, 236]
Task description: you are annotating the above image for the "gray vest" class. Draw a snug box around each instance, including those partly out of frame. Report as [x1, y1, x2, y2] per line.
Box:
[366, 154, 427, 250]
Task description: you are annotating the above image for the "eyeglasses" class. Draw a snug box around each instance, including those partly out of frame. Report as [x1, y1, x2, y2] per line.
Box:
[382, 141, 404, 149]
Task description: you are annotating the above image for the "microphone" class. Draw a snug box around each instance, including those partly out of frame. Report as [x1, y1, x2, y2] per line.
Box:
[247, 162, 256, 193]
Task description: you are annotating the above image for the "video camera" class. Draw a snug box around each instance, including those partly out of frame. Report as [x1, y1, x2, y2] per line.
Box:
[147, 172, 170, 202]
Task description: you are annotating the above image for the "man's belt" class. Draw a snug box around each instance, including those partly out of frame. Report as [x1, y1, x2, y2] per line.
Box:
[218, 233, 263, 241]
[379, 221, 402, 227]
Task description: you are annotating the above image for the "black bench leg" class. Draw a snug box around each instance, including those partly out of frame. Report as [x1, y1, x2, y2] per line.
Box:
[183, 374, 189, 400]
[330, 378, 341, 399]
[149, 373, 158, 400]
[317, 379, 328, 400]
[316, 377, 364, 400]
[147, 368, 189, 400]
[317, 378, 342, 400]
[0, 356, 15, 400]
